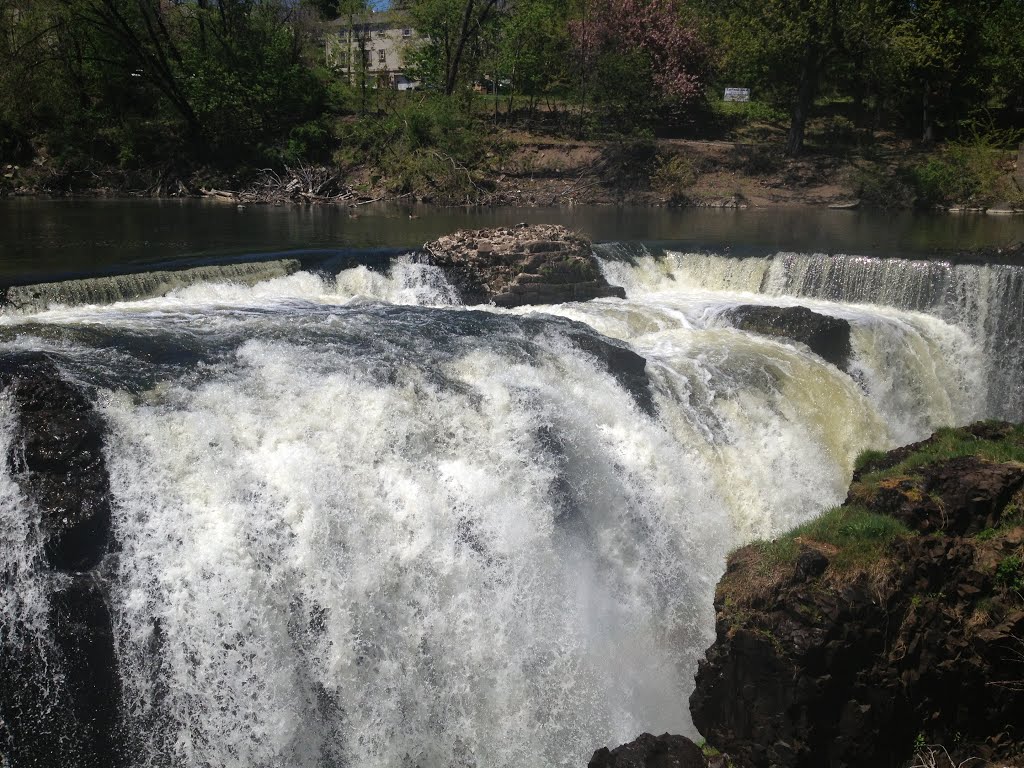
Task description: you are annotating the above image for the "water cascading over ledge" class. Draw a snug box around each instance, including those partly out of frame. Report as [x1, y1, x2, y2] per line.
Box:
[595, 245, 1024, 421]
[0, 233, 1016, 767]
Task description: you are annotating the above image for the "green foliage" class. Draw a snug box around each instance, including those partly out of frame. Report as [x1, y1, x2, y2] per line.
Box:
[858, 424, 1024, 486]
[335, 96, 493, 202]
[756, 504, 912, 571]
[854, 448, 890, 474]
[852, 164, 918, 209]
[907, 125, 1024, 207]
[995, 555, 1023, 593]
[2, 0, 1022, 184]
[712, 99, 789, 127]
[0, 0, 329, 171]
[650, 153, 700, 199]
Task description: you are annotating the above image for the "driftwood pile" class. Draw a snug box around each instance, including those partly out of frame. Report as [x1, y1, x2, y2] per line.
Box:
[200, 164, 375, 206]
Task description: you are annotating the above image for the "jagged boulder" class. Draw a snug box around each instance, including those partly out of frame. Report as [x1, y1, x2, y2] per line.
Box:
[726, 305, 852, 371]
[562, 328, 655, 416]
[589, 733, 709, 768]
[421, 224, 627, 307]
[690, 422, 1024, 768]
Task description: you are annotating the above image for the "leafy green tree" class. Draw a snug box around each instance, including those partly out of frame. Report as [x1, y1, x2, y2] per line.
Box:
[495, 0, 572, 115]
[0, 0, 329, 167]
[408, 0, 502, 95]
[711, 0, 850, 155]
[888, 0, 1024, 141]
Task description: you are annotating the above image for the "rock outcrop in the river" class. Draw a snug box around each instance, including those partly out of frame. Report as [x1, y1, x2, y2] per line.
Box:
[0, 354, 122, 768]
[561, 327, 655, 416]
[421, 224, 627, 307]
[689, 422, 1024, 768]
[726, 304, 852, 371]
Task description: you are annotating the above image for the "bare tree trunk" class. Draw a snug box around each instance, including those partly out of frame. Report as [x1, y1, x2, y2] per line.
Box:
[445, 0, 476, 95]
[1015, 142, 1024, 190]
[785, 38, 819, 157]
[444, 0, 497, 96]
[922, 81, 934, 144]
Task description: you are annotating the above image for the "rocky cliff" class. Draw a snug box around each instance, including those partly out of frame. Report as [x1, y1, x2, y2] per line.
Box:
[0, 353, 122, 768]
[689, 422, 1024, 768]
[421, 224, 627, 307]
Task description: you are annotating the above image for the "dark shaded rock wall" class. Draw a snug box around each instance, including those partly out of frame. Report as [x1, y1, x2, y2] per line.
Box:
[589, 733, 709, 768]
[0, 354, 122, 768]
[690, 422, 1024, 768]
[422, 224, 627, 307]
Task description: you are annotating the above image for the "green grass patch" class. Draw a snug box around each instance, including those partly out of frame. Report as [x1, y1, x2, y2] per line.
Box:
[854, 448, 890, 474]
[857, 424, 1024, 487]
[995, 555, 1024, 593]
[756, 504, 912, 572]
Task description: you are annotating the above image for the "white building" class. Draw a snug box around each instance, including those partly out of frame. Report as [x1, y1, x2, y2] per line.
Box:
[325, 11, 420, 90]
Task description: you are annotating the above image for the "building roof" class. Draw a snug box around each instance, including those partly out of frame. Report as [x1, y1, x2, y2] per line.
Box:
[325, 9, 413, 30]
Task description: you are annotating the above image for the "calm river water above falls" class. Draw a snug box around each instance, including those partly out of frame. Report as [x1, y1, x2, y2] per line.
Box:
[0, 201, 1021, 767]
[1, 199, 1022, 281]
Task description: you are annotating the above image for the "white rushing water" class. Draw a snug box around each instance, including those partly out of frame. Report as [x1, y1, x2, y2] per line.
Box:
[0, 248, 1005, 767]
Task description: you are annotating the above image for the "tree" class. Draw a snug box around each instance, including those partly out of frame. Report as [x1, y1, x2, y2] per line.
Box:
[0, 1, 331, 168]
[494, 0, 572, 116]
[711, 0, 849, 155]
[568, 0, 708, 129]
[408, 0, 502, 95]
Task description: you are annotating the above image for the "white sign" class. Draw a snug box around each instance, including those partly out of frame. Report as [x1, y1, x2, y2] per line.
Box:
[724, 88, 750, 102]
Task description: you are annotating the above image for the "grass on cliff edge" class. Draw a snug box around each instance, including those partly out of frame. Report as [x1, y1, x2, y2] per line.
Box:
[753, 423, 1024, 574]
[854, 423, 1024, 486]
[755, 504, 912, 572]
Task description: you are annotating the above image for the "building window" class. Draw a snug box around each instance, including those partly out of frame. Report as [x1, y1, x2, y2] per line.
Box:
[378, 49, 386, 65]
[402, 28, 412, 38]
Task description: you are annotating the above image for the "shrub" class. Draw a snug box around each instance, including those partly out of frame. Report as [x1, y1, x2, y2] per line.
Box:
[909, 126, 1024, 208]
[334, 96, 494, 203]
[650, 152, 699, 199]
[995, 555, 1023, 593]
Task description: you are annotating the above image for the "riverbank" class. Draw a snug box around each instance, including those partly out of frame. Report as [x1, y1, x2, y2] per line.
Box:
[3, 131, 1022, 214]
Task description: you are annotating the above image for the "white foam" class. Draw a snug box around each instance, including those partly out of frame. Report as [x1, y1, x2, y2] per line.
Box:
[0, 244, 1007, 767]
[103, 335, 726, 767]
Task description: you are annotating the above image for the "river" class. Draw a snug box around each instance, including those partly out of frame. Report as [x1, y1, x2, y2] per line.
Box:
[0, 200, 1021, 767]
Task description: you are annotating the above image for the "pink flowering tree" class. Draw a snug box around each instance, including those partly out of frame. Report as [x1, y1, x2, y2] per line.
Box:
[569, 0, 708, 125]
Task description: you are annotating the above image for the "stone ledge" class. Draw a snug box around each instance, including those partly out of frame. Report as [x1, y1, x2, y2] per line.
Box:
[421, 224, 627, 307]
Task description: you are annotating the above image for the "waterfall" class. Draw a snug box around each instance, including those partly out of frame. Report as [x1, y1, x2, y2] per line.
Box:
[0, 245, 1007, 767]
[597, 247, 1024, 420]
[3, 260, 303, 312]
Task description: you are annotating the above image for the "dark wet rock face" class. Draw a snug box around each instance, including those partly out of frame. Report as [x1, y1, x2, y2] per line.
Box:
[726, 305, 852, 371]
[589, 733, 708, 768]
[564, 329, 655, 416]
[0, 354, 122, 768]
[864, 456, 1024, 536]
[690, 422, 1024, 768]
[422, 224, 627, 307]
[2, 356, 112, 571]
